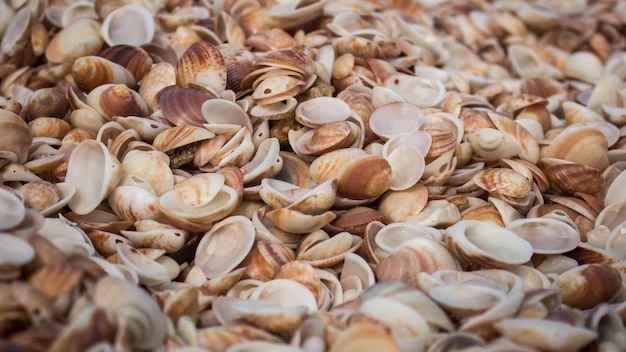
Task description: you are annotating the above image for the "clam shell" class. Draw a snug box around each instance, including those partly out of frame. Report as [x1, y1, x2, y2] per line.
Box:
[444, 220, 534, 269]
[138, 62, 176, 112]
[159, 184, 239, 226]
[0, 108, 32, 164]
[495, 318, 597, 351]
[159, 86, 214, 127]
[295, 97, 351, 128]
[542, 125, 609, 171]
[72, 55, 136, 92]
[473, 168, 532, 198]
[385, 74, 446, 108]
[468, 128, 522, 160]
[0, 233, 34, 279]
[98, 44, 154, 81]
[45, 19, 103, 64]
[368, 102, 424, 141]
[65, 140, 123, 215]
[336, 154, 393, 200]
[378, 182, 428, 223]
[329, 323, 401, 352]
[375, 237, 459, 286]
[506, 217, 580, 254]
[195, 215, 255, 279]
[176, 41, 227, 94]
[121, 150, 174, 196]
[86, 83, 150, 120]
[100, 5, 154, 47]
[557, 263, 622, 309]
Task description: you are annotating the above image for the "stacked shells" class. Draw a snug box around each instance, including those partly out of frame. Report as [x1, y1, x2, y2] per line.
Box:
[2, 0, 626, 351]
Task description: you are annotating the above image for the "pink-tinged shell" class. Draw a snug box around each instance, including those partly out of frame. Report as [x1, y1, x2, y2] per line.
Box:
[176, 41, 227, 94]
[473, 168, 532, 199]
[159, 86, 214, 127]
[369, 102, 425, 141]
[506, 217, 580, 254]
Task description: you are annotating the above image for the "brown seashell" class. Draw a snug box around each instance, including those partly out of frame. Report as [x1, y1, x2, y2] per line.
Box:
[542, 126, 609, 171]
[137, 62, 176, 112]
[461, 203, 505, 226]
[0, 108, 32, 164]
[542, 158, 604, 196]
[23, 88, 69, 122]
[176, 40, 227, 94]
[45, 19, 104, 64]
[375, 238, 459, 287]
[18, 180, 62, 212]
[86, 83, 151, 120]
[257, 49, 316, 77]
[273, 260, 322, 303]
[329, 323, 401, 352]
[28, 117, 72, 140]
[217, 44, 258, 93]
[242, 240, 295, 281]
[473, 168, 532, 198]
[330, 206, 384, 236]
[557, 264, 621, 310]
[304, 120, 356, 155]
[336, 154, 393, 200]
[98, 44, 154, 81]
[159, 86, 213, 127]
[72, 55, 136, 92]
[459, 108, 496, 136]
[27, 264, 84, 300]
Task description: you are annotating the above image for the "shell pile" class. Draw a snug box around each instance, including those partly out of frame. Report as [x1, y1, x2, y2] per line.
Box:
[3, 0, 626, 351]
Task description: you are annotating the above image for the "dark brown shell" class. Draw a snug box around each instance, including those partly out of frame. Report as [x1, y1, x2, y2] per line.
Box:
[158, 86, 213, 127]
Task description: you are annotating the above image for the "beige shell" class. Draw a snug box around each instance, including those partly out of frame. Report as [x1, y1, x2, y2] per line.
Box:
[45, 19, 103, 64]
[65, 139, 123, 215]
[542, 125, 609, 171]
[473, 168, 532, 198]
[444, 220, 534, 269]
[0, 108, 32, 164]
[176, 40, 227, 94]
[468, 128, 522, 160]
[100, 5, 155, 47]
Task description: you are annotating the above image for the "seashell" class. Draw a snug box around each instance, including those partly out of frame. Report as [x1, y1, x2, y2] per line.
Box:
[94, 276, 167, 351]
[541, 158, 604, 195]
[241, 240, 295, 282]
[86, 83, 151, 120]
[375, 237, 458, 286]
[468, 128, 522, 160]
[23, 88, 69, 122]
[444, 220, 534, 269]
[488, 112, 540, 164]
[368, 102, 424, 141]
[294, 97, 351, 128]
[461, 203, 504, 226]
[329, 206, 384, 236]
[274, 260, 323, 304]
[159, 183, 239, 227]
[18, 180, 61, 212]
[138, 62, 176, 112]
[112, 116, 170, 143]
[257, 49, 316, 78]
[250, 97, 298, 121]
[0, 233, 34, 279]
[265, 208, 336, 234]
[65, 139, 123, 215]
[228, 299, 308, 334]
[296, 230, 362, 268]
[72, 56, 136, 92]
[0, 108, 32, 164]
[329, 323, 401, 352]
[115, 242, 170, 287]
[385, 74, 446, 108]
[28, 117, 72, 140]
[159, 86, 215, 127]
[249, 278, 318, 313]
[358, 295, 432, 342]
[542, 125, 609, 171]
[240, 137, 283, 186]
[495, 318, 597, 351]
[100, 5, 154, 47]
[98, 44, 154, 81]
[601, 89, 626, 126]
[378, 182, 428, 223]
[473, 168, 532, 198]
[335, 154, 392, 200]
[506, 217, 580, 254]
[259, 178, 336, 215]
[556, 263, 622, 309]
[564, 51, 604, 83]
[176, 41, 227, 94]
[120, 220, 187, 253]
[45, 19, 104, 64]
[202, 100, 252, 135]
[121, 150, 174, 196]
[195, 215, 254, 279]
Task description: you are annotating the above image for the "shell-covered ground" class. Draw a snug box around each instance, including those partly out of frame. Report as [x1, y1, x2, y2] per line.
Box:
[1, 0, 626, 351]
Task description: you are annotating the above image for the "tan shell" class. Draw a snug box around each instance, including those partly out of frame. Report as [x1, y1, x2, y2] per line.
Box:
[159, 86, 214, 127]
[556, 264, 622, 309]
[45, 19, 103, 64]
[473, 168, 532, 198]
[335, 154, 393, 200]
[542, 126, 609, 171]
[0, 109, 32, 164]
[72, 55, 136, 92]
[176, 40, 227, 94]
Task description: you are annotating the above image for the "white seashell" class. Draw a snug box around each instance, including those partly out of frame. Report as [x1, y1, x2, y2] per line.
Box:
[506, 217, 580, 254]
[444, 220, 534, 268]
[368, 102, 424, 141]
[0, 186, 27, 231]
[116, 242, 170, 287]
[295, 97, 351, 128]
[65, 140, 123, 215]
[495, 318, 597, 351]
[468, 128, 522, 160]
[250, 279, 318, 313]
[195, 215, 255, 279]
[385, 74, 446, 108]
[100, 5, 155, 47]
[241, 137, 283, 186]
